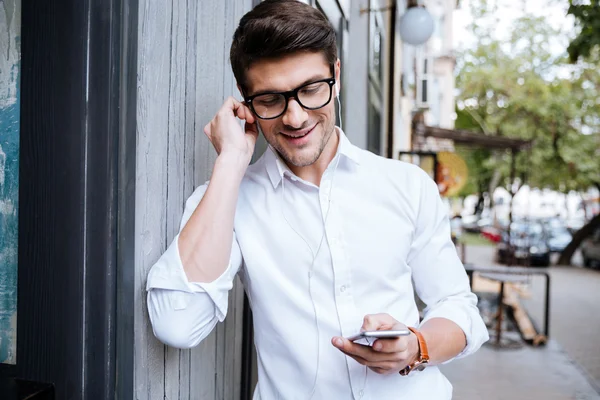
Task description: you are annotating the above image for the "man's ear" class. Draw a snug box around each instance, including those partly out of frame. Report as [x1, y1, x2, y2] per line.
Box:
[334, 58, 341, 97]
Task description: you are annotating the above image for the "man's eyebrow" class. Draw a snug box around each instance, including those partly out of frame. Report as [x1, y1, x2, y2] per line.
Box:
[248, 74, 330, 97]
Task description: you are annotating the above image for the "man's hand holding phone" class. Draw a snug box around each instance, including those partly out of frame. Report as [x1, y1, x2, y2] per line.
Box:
[332, 313, 420, 375]
[203, 97, 258, 167]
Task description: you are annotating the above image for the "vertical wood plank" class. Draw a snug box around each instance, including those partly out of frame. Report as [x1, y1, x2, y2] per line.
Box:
[224, 280, 245, 400]
[216, 0, 240, 396]
[135, 0, 172, 397]
[194, 0, 220, 185]
[182, 0, 197, 213]
[221, 2, 253, 398]
[177, 0, 198, 395]
[190, 1, 224, 397]
[164, 0, 189, 398]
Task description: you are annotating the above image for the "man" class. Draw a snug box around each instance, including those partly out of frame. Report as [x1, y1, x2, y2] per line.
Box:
[146, 0, 488, 398]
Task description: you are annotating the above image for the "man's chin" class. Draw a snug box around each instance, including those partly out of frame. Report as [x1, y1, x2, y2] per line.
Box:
[279, 146, 320, 168]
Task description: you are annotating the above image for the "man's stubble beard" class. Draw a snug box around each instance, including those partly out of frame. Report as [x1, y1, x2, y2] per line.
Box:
[265, 116, 336, 168]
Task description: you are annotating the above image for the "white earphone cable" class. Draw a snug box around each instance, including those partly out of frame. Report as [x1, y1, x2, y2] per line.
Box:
[276, 91, 366, 398]
[336, 90, 343, 131]
[280, 152, 340, 399]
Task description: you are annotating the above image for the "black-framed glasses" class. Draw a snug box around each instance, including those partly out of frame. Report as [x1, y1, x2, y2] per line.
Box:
[245, 78, 336, 120]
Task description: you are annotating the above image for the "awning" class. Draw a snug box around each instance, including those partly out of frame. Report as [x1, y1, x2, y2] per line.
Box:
[414, 123, 532, 151]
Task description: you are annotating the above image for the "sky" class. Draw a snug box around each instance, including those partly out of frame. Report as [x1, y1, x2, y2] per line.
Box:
[453, 0, 575, 53]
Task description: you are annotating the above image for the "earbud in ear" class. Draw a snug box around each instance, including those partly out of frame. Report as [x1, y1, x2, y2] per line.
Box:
[335, 82, 340, 97]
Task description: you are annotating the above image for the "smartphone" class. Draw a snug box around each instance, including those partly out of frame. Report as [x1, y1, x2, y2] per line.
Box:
[346, 329, 411, 343]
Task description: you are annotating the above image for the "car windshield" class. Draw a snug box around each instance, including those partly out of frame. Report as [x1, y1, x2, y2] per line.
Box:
[510, 223, 544, 239]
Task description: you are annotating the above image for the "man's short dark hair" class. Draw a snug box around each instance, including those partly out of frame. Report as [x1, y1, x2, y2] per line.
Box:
[230, 0, 338, 91]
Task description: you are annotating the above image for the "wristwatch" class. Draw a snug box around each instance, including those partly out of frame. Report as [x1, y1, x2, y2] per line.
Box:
[399, 327, 429, 376]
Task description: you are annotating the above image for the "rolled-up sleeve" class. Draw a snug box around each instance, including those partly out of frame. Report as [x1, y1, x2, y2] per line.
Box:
[407, 170, 489, 360]
[146, 183, 243, 349]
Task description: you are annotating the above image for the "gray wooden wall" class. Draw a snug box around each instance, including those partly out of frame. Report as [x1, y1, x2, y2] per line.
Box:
[135, 1, 252, 398]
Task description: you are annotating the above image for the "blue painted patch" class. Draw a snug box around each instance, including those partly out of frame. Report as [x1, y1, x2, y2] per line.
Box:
[0, 59, 20, 365]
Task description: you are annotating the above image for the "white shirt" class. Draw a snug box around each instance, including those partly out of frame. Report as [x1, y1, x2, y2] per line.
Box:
[146, 128, 489, 400]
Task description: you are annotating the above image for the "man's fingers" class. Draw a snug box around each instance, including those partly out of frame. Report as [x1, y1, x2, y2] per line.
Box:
[332, 337, 397, 363]
[372, 337, 409, 354]
[340, 349, 399, 373]
[339, 350, 369, 365]
[224, 96, 240, 111]
[361, 314, 397, 332]
[234, 103, 247, 120]
[218, 96, 255, 125]
[231, 100, 255, 124]
[340, 349, 398, 371]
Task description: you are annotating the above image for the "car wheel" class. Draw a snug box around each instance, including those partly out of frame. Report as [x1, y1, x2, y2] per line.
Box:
[583, 254, 591, 268]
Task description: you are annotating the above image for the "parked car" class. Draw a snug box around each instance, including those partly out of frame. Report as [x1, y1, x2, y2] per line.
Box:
[462, 215, 483, 233]
[546, 225, 573, 253]
[480, 226, 502, 243]
[496, 222, 551, 267]
[581, 228, 600, 268]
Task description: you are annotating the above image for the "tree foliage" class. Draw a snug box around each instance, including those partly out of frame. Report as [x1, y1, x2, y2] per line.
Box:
[454, 1, 600, 199]
[567, 0, 600, 63]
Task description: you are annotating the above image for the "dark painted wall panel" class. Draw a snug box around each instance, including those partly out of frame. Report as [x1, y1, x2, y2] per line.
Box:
[11, 0, 137, 398]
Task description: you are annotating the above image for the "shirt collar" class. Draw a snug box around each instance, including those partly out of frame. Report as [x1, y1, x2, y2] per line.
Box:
[265, 127, 361, 189]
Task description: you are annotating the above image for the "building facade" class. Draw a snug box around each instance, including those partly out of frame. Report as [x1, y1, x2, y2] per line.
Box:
[397, 0, 458, 154]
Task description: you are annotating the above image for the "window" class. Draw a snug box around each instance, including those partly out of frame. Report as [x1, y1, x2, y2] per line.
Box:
[367, 1, 385, 155]
[368, 9, 385, 91]
[316, 0, 348, 128]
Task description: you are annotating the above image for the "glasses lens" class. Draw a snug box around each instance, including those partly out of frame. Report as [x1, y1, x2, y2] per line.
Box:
[297, 81, 332, 109]
[252, 94, 286, 119]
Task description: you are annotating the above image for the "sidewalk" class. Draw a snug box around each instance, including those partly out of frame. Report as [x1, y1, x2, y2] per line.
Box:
[440, 340, 600, 400]
[440, 244, 600, 400]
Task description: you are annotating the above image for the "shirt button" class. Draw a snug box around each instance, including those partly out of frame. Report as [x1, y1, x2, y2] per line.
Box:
[340, 285, 346, 293]
[358, 390, 364, 398]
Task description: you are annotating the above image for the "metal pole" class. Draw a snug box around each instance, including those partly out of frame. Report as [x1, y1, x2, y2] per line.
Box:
[496, 282, 505, 346]
[544, 273, 551, 337]
[386, 1, 397, 159]
[507, 148, 517, 264]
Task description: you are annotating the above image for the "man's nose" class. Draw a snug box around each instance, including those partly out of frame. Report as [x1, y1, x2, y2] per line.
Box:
[281, 98, 308, 128]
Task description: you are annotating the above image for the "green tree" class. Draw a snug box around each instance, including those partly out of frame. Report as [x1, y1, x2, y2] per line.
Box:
[455, 0, 600, 263]
[456, 10, 599, 191]
[567, 0, 600, 63]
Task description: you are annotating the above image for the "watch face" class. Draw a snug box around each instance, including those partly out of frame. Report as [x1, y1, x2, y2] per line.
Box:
[416, 363, 427, 372]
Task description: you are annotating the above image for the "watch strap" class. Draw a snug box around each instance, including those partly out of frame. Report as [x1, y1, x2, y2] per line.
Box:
[409, 327, 429, 361]
[399, 327, 429, 376]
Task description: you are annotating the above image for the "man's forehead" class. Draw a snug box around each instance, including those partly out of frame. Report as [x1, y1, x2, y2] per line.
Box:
[244, 52, 331, 94]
